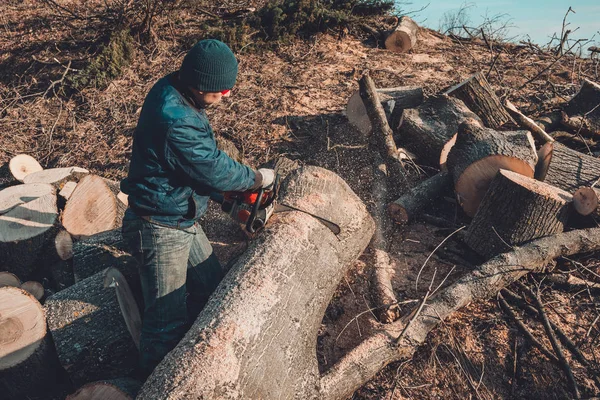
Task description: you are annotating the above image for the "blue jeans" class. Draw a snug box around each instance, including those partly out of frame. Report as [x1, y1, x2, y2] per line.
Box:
[122, 211, 224, 376]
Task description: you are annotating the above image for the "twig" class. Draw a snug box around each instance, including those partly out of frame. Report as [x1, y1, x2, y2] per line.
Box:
[395, 268, 437, 344]
[415, 226, 466, 291]
[43, 60, 72, 98]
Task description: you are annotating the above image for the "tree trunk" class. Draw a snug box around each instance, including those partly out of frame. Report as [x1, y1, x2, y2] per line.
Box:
[388, 171, 453, 224]
[384, 16, 418, 53]
[137, 166, 375, 400]
[445, 72, 513, 129]
[8, 154, 42, 183]
[397, 95, 482, 166]
[0, 188, 58, 280]
[0, 287, 62, 400]
[45, 267, 141, 387]
[464, 169, 572, 258]
[447, 119, 538, 217]
[22, 167, 88, 188]
[61, 175, 121, 239]
[347, 86, 424, 134]
[66, 378, 141, 400]
[561, 79, 600, 137]
[537, 141, 600, 192]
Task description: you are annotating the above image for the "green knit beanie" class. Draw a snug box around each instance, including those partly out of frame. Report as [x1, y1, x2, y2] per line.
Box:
[179, 39, 238, 92]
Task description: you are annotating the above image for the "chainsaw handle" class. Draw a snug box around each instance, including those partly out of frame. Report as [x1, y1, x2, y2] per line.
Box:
[246, 187, 264, 233]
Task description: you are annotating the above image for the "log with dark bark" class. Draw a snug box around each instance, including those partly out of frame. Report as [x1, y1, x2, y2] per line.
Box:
[320, 228, 600, 400]
[61, 175, 122, 239]
[0, 186, 58, 280]
[22, 167, 88, 188]
[137, 166, 375, 400]
[447, 119, 538, 217]
[384, 16, 418, 53]
[445, 72, 513, 129]
[347, 86, 424, 134]
[561, 79, 600, 137]
[464, 169, 573, 258]
[8, 154, 42, 183]
[0, 287, 62, 400]
[45, 267, 141, 386]
[397, 95, 482, 166]
[66, 378, 141, 400]
[536, 141, 600, 192]
[388, 171, 453, 224]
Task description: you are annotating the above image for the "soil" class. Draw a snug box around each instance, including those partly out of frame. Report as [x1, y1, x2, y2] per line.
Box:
[1, 1, 600, 399]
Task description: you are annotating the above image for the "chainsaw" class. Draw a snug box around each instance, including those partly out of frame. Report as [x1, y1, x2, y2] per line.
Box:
[210, 174, 340, 235]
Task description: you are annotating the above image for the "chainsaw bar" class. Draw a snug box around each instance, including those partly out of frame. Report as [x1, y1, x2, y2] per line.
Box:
[273, 203, 341, 235]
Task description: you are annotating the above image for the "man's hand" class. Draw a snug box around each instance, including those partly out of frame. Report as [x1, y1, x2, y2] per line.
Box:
[254, 168, 275, 189]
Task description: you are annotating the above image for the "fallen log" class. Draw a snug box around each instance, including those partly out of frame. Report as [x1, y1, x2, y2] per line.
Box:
[573, 187, 599, 217]
[561, 79, 600, 137]
[388, 171, 453, 224]
[0, 188, 58, 280]
[137, 166, 375, 399]
[66, 378, 141, 400]
[45, 267, 141, 386]
[464, 169, 572, 258]
[545, 273, 600, 292]
[22, 167, 88, 188]
[384, 16, 418, 53]
[536, 141, 600, 192]
[320, 227, 600, 400]
[397, 95, 482, 166]
[62, 175, 122, 239]
[445, 71, 513, 129]
[0, 286, 62, 400]
[447, 119, 538, 217]
[535, 111, 563, 133]
[8, 154, 43, 183]
[0, 271, 20, 288]
[504, 99, 554, 143]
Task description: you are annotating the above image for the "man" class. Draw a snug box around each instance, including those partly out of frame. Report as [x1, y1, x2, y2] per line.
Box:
[121, 39, 274, 376]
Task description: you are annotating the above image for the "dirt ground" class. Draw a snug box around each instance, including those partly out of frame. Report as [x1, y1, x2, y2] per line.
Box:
[2, 1, 600, 399]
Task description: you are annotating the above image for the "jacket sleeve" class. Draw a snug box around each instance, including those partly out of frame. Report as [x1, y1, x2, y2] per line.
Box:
[164, 118, 256, 192]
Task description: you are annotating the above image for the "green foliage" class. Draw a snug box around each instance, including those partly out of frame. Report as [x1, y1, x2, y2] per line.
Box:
[69, 29, 135, 90]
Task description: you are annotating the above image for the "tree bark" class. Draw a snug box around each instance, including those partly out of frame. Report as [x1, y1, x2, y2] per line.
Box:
[447, 120, 538, 217]
[537, 141, 600, 192]
[66, 378, 141, 400]
[8, 154, 42, 183]
[397, 95, 482, 166]
[319, 227, 600, 400]
[561, 79, 600, 137]
[0, 287, 62, 400]
[137, 166, 375, 400]
[61, 175, 121, 239]
[445, 72, 513, 129]
[347, 86, 424, 135]
[388, 171, 453, 224]
[45, 267, 141, 386]
[464, 169, 572, 258]
[384, 16, 419, 53]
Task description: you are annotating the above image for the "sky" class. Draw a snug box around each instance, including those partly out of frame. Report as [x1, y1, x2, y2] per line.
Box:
[398, 0, 599, 50]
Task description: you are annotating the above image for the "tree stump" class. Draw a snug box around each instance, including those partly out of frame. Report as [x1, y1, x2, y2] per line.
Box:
[384, 16, 418, 53]
[8, 154, 43, 183]
[445, 72, 513, 129]
[0, 272, 20, 288]
[397, 95, 482, 166]
[537, 141, 600, 192]
[62, 175, 121, 239]
[561, 79, 600, 137]
[45, 267, 141, 386]
[347, 86, 424, 134]
[465, 169, 573, 258]
[66, 378, 141, 400]
[447, 119, 538, 217]
[22, 167, 88, 188]
[137, 166, 375, 400]
[0, 188, 58, 280]
[0, 287, 61, 400]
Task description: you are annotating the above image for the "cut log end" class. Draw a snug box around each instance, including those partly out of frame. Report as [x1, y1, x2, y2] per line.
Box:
[20, 281, 45, 301]
[535, 141, 553, 181]
[0, 287, 46, 370]
[439, 133, 457, 169]
[384, 16, 418, 53]
[387, 203, 409, 224]
[573, 187, 599, 216]
[9, 155, 43, 182]
[103, 268, 142, 350]
[55, 229, 74, 260]
[67, 378, 141, 400]
[0, 272, 21, 288]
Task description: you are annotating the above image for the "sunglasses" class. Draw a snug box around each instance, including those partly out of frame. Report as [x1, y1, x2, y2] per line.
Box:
[220, 89, 230, 95]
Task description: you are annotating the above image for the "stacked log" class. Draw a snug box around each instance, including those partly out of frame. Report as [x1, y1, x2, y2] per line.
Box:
[445, 72, 513, 129]
[23, 167, 88, 188]
[0, 272, 20, 288]
[67, 378, 141, 400]
[397, 95, 482, 166]
[446, 119, 538, 217]
[464, 170, 573, 258]
[561, 79, 600, 136]
[573, 187, 600, 217]
[384, 16, 419, 53]
[0, 287, 61, 400]
[45, 267, 141, 386]
[537, 141, 600, 192]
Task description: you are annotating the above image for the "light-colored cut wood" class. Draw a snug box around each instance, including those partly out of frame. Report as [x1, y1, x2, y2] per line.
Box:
[67, 378, 141, 400]
[384, 16, 418, 53]
[55, 229, 74, 260]
[573, 187, 599, 216]
[0, 183, 54, 215]
[23, 167, 88, 187]
[8, 155, 43, 182]
[58, 181, 78, 201]
[20, 281, 44, 301]
[0, 272, 21, 288]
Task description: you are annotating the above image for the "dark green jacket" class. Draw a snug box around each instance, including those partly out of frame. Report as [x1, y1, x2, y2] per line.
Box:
[121, 73, 256, 229]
